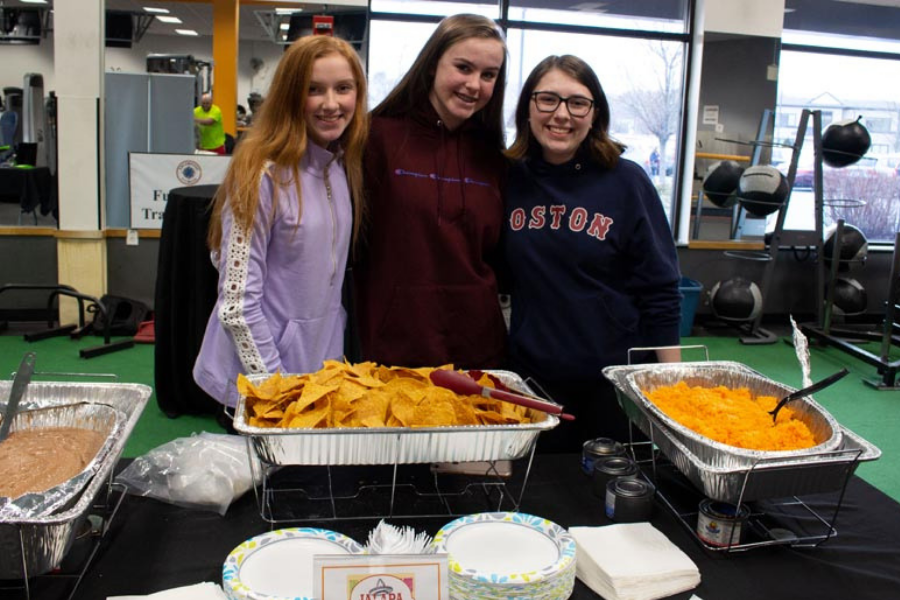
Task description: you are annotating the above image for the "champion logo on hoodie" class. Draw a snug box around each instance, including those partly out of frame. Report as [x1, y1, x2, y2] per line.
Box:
[509, 205, 614, 241]
[394, 168, 491, 188]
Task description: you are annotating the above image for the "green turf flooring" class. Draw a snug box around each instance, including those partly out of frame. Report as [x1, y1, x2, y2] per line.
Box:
[1, 329, 897, 501]
[0, 333, 222, 459]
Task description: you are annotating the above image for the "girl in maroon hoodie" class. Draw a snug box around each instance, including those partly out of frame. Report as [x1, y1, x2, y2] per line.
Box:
[354, 14, 509, 369]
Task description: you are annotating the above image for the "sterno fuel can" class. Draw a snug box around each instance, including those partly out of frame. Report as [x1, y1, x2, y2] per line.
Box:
[697, 499, 751, 547]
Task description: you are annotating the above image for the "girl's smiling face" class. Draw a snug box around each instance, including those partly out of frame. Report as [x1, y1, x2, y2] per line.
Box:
[304, 53, 358, 147]
[528, 69, 595, 165]
[428, 37, 505, 131]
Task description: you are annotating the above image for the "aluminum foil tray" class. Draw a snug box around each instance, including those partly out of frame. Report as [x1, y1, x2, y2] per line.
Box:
[0, 381, 152, 580]
[0, 402, 124, 520]
[605, 361, 843, 468]
[603, 362, 880, 503]
[234, 370, 559, 465]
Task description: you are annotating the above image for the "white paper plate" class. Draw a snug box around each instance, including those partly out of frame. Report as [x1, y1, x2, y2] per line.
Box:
[223, 528, 364, 600]
[432, 512, 576, 586]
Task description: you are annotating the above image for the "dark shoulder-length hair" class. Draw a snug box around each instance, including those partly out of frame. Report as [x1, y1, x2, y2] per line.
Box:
[372, 13, 508, 149]
[506, 55, 622, 168]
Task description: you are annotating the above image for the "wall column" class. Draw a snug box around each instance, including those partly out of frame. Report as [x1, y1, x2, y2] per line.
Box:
[213, 0, 240, 136]
[53, 0, 106, 323]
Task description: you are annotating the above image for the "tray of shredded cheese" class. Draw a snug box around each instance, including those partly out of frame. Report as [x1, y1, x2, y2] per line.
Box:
[603, 362, 880, 502]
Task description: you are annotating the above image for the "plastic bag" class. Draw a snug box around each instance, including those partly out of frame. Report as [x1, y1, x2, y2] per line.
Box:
[115, 432, 262, 515]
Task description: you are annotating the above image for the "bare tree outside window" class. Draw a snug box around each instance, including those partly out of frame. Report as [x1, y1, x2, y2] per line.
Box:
[616, 41, 684, 193]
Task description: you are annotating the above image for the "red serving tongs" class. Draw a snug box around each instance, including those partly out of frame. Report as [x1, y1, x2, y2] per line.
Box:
[429, 369, 575, 421]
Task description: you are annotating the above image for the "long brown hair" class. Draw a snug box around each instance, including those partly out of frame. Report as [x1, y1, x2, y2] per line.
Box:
[372, 13, 507, 149]
[208, 36, 368, 250]
[506, 55, 621, 168]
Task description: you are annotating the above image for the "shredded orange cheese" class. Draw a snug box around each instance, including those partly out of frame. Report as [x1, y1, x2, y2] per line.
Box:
[643, 382, 818, 451]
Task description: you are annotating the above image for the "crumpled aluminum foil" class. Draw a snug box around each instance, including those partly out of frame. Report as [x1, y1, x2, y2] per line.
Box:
[790, 314, 813, 389]
[0, 402, 123, 520]
[0, 381, 150, 581]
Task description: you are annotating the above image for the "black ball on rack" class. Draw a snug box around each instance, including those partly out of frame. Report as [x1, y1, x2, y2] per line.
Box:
[831, 277, 868, 316]
[822, 116, 871, 168]
[737, 165, 789, 217]
[702, 160, 744, 208]
[709, 278, 763, 322]
[823, 223, 868, 271]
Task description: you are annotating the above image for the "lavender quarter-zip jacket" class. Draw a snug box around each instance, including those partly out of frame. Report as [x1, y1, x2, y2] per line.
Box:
[193, 143, 351, 407]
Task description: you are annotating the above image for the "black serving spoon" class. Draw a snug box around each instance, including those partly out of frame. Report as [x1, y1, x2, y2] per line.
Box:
[0, 352, 37, 442]
[769, 367, 849, 424]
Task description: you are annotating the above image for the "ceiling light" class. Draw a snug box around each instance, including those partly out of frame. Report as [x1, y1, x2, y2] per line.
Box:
[275, 8, 303, 15]
[279, 22, 290, 30]
[156, 15, 182, 24]
[143, 7, 170, 14]
[20, 0, 48, 4]
[175, 29, 199, 36]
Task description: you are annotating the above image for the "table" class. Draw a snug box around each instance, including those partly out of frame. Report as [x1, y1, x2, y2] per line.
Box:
[153, 184, 221, 416]
[12, 453, 900, 600]
[0, 166, 57, 223]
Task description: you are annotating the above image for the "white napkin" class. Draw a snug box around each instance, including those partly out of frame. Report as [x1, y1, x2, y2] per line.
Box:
[108, 582, 227, 600]
[570, 523, 700, 600]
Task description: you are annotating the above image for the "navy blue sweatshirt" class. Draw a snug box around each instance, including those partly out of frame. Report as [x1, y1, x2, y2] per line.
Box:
[504, 152, 681, 383]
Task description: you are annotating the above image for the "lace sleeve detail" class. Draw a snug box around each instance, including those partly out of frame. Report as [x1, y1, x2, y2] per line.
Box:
[218, 221, 267, 374]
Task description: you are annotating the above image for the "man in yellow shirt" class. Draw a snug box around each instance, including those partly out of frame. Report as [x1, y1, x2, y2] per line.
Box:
[193, 93, 226, 154]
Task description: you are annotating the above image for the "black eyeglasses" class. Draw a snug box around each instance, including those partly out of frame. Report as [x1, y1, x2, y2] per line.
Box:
[531, 91, 594, 117]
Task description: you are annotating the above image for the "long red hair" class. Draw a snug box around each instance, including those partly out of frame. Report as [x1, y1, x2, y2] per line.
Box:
[208, 36, 368, 250]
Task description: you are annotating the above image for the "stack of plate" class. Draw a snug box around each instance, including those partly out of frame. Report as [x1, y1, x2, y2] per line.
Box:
[222, 527, 364, 600]
[432, 512, 576, 600]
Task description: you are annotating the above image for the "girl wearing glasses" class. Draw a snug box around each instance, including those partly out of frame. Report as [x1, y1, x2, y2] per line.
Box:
[354, 14, 508, 369]
[504, 55, 682, 451]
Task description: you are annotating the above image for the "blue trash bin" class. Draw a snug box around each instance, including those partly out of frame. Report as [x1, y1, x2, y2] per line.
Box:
[679, 277, 703, 338]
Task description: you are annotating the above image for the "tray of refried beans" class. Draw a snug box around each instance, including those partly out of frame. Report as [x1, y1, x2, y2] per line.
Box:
[233, 361, 559, 466]
[602, 361, 881, 504]
[0, 380, 151, 579]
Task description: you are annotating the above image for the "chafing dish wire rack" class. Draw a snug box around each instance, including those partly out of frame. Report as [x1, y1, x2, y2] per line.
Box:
[0, 481, 129, 600]
[236, 370, 554, 525]
[248, 435, 540, 525]
[625, 423, 864, 554]
[1, 373, 150, 600]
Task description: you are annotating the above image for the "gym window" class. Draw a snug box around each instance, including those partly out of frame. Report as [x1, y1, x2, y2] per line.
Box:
[776, 0, 900, 245]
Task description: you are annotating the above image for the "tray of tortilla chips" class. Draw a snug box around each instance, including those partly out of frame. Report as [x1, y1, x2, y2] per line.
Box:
[233, 361, 559, 465]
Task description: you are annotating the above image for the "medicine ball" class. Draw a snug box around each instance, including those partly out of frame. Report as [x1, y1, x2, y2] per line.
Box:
[831, 277, 867, 316]
[823, 223, 868, 271]
[702, 160, 745, 208]
[709, 278, 763, 322]
[737, 165, 789, 217]
[822, 116, 871, 168]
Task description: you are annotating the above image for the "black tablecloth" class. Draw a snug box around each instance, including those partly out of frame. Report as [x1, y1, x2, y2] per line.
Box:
[154, 184, 220, 416]
[14, 453, 900, 600]
[0, 166, 57, 219]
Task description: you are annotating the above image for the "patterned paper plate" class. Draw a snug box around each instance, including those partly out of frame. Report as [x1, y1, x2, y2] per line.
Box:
[432, 512, 576, 587]
[447, 561, 577, 600]
[223, 527, 364, 600]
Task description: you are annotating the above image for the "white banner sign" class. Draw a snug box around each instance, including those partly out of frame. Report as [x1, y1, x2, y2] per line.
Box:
[129, 152, 230, 229]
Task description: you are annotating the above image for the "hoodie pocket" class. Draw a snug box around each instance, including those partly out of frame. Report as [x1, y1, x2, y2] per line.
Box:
[277, 311, 345, 373]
